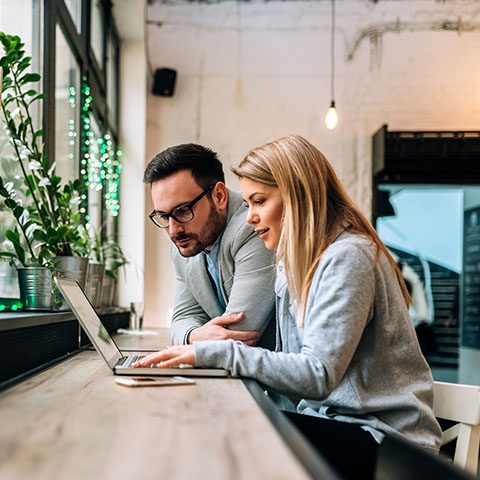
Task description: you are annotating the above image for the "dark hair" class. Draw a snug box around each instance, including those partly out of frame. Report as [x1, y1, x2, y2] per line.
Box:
[143, 143, 225, 189]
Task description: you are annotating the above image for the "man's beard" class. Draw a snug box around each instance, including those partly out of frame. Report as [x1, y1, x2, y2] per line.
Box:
[171, 202, 226, 257]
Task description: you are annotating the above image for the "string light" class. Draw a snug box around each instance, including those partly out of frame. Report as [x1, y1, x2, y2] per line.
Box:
[68, 86, 77, 164]
[80, 78, 92, 214]
[0, 300, 23, 311]
[80, 77, 123, 216]
[103, 134, 122, 216]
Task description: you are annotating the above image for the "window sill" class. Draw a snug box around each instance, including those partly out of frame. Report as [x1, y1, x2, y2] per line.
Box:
[0, 307, 129, 389]
[0, 307, 128, 331]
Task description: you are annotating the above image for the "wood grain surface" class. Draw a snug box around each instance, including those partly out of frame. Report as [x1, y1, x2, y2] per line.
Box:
[0, 329, 309, 480]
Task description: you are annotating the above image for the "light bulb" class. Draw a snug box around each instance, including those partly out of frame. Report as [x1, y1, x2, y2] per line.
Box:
[324, 100, 339, 130]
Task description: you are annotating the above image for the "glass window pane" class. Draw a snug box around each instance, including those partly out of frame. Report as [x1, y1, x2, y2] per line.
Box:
[86, 114, 103, 233]
[90, 0, 104, 68]
[55, 25, 80, 182]
[64, 0, 81, 33]
[376, 184, 480, 385]
[107, 35, 117, 128]
[0, 121, 27, 299]
[104, 134, 121, 238]
[0, 0, 42, 114]
[0, 1, 36, 52]
[0, 0, 41, 302]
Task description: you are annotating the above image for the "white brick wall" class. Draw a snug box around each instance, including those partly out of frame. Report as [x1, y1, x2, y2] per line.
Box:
[142, 0, 480, 327]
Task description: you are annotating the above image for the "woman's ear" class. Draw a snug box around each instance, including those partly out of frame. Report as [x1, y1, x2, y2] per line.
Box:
[212, 182, 228, 211]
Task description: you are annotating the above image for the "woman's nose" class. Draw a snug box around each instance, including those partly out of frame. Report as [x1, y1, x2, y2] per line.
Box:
[246, 207, 258, 225]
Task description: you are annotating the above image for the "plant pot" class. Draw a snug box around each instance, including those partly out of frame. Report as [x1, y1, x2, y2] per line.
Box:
[53, 256, 89, 310]
[17, 267, 52, 311]
[84, 262, 105, 308]
[53, 256, 88, 287]
[100, 273, 116, 307]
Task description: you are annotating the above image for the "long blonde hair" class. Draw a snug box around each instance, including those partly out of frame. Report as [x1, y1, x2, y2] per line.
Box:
[233, 134, 410, 327]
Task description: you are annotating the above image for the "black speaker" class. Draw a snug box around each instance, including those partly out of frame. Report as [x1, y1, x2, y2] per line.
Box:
[151, 68, 177, 97]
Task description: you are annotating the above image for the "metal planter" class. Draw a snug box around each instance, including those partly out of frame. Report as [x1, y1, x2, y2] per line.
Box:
[53, 256, 89, 310]
[84, 262, 105, 308]
[100, 273, 116, 307]
[17, 267, 52, 311]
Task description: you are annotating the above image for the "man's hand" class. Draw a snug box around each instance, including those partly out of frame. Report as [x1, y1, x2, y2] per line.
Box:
[133, 345, 195, 368]
[188, 312, 260, 345]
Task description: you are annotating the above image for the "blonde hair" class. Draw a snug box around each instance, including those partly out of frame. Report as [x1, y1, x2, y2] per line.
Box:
[233, 134, 410, 327]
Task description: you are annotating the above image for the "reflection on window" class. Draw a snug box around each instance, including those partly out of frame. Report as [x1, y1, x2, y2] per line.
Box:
[0, 119, 26, 298]
[104, 133, 120, 239]
[107, 35, 117, 127]
[90, 0, 104, 68]
[64, 0, 81, 33]
[55, 25, 80, 182]
[376, 185, 480, 385]
[86, 114, 103, 233]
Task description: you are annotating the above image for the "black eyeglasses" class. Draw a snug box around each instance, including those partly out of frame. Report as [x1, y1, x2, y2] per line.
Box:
[149, 185, 215, 228]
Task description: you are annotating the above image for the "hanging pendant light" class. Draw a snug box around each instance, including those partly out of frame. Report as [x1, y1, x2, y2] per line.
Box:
[325, 0, 338, 130]
[325, 100, 338, 130]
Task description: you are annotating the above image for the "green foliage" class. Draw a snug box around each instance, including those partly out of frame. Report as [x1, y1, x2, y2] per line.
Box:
[102, 239, 128, 281]
[81, 224, 128, 280]
[0, 31, 89, 267]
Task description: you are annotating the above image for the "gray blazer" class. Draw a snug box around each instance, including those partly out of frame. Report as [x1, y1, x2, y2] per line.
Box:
[170, 190, 276, 347]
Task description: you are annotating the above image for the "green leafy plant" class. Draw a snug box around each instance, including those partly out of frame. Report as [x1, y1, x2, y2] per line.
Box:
[102, 239, 128, 281]
[82, 223, 128, 280]
[0, 32, 88, 267]
[0, 175, 50, 267]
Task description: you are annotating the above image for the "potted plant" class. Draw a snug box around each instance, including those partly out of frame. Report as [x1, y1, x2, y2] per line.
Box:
[82, 225, 106, 308]
[100, 238, 128, 307]
[0, 175, 53, 309]
[0, 32, 88, 308]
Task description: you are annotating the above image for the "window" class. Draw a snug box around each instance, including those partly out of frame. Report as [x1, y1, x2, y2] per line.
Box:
[86, 113, 103, 233]
[376, 185, 480, 385]
[64, 0, 81, 33]
[0, 0, 121, 304]
[104, 131, 120, 239]
[55, 24, 80, 182]
[0, 0, 42, 299]
[90, 0, 105, 69]
[106, 33, 118, 129]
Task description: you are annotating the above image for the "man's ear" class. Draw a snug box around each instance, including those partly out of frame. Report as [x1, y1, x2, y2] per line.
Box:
[212, 182, 228, 211]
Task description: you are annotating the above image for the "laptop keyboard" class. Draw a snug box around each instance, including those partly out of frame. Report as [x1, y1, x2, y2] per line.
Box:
[118, 355, 156, 368]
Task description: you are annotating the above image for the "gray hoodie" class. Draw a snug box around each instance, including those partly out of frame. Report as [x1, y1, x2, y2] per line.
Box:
[194, 232, 442, 451]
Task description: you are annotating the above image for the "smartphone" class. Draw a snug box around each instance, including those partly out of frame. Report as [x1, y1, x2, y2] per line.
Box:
[114, 376, 195, 387]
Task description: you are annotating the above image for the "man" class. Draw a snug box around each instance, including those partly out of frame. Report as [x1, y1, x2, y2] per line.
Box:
[144, 143, 276, 347]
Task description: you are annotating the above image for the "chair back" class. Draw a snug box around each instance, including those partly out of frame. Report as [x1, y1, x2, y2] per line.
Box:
[433, 380, 480, 475]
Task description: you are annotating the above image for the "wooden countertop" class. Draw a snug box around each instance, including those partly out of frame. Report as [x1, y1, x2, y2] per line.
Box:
[0, 328, 318, 480]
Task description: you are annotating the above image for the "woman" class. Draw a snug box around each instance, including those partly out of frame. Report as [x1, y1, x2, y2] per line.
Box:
[135, 134, 442, 479]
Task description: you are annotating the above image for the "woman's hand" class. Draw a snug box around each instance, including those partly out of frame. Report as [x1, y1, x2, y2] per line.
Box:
[132, 345, 195, 369]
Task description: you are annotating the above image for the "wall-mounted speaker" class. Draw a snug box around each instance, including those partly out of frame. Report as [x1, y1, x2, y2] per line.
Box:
[151, 68, 177, 97]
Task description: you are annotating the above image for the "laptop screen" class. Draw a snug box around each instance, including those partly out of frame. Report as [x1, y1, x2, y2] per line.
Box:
[55, 277, 122, 369]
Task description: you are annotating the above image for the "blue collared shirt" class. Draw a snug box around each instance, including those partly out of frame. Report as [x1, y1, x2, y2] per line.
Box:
[204, 238, 226, 310]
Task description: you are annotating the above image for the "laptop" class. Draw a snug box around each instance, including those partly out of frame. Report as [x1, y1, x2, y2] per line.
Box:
[54, 277, 229, 377]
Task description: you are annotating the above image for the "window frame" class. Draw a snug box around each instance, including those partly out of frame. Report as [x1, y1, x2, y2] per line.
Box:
[0, 0, 125, 390]
[42, 0, 119, 235]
